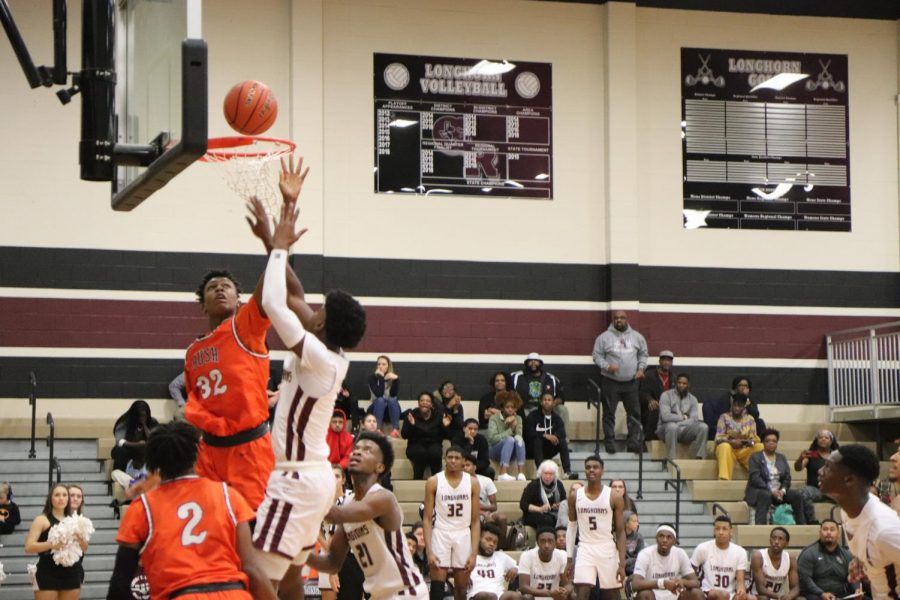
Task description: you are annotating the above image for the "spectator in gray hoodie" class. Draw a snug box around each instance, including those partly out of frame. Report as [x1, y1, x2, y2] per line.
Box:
[592, 310, 649, 454]
[657, 373, 708, 461]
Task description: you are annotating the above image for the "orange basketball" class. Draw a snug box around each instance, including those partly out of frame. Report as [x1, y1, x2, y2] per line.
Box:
[223, 80, 278, 135]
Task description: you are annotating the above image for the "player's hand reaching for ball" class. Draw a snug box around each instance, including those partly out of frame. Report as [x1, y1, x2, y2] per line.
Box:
[245, 196, 274, 250]
[271, 199, 308, 251]
[279, 155, 309, 204]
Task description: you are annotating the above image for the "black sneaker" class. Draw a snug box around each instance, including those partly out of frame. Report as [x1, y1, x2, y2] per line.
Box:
[605, 441, 617, 454]
[564, 472, 579, 480]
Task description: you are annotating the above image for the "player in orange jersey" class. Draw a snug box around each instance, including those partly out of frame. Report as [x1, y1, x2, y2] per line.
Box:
[184, 159, 311, 511]
[107, 421, 276, 600]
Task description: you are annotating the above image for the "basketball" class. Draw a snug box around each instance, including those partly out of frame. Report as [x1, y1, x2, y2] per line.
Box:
[223, 80, 278, 136]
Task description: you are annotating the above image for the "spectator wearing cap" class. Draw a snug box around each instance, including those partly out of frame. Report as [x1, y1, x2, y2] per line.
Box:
[511, 352, 568, 427]
[592, 310, 649, 454]
[638, 350, 675, 442]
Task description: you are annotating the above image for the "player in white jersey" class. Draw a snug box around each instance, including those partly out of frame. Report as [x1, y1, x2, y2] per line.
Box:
[819, 444, 900, 600]
[565, 455, 626, 600]
[424, 446, 481, 600]
[690, 516, 754, 600]
[889, 441, 900, 515]
[309, 432, 428, 600]
[468, 524, 520, 600]
[631, 524, 702, 600]
[750, 527, 798, 600]
[248, 191, 367, 596]
[518, 527, 573, 600]
[464, 454, 509, 540]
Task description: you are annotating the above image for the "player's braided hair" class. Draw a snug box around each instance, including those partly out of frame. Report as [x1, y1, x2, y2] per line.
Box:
[357, 431, 394, 476]
[324, 289, 366, 350]
[146, 421, 201, 480]
[195, 269, 243, 304]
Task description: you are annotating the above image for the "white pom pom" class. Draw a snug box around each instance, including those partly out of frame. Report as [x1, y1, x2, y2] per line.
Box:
[49, 514, 93, 567]
[0, 561, 8, 585]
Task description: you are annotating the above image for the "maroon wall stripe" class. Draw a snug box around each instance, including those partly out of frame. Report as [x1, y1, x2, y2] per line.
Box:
[0, 298, 894, 359]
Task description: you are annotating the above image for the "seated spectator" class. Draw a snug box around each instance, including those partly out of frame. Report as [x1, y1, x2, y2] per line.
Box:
[624, 512, 645, 576]
[468, 524, 520, 600]
[368, 355, 401, 437]
[797, 520, 854, 600]
[0, 481, 21, 542]
[327, 409, 354, 470]
[488, 392, 527, 481]
[520, 460, 567, 531]
[459, 419, 496, 479]
[638, 350, 675, 442]
[632, 523, 702, 600]
[168, 372, 187, 421]
[517, 527, 572, 600]
[465, 454, 509, 547]
[354, 414, 392, 490]
[402, 392, 449, 479]
[714, 394, 764, 480]
[525, 393, 575, 480]
[435, 380, 465, 436]
[793, 429, 838, 525]
[610, 479, 639, 514]
[554, 525, 567, 552]
[656, 373, 708, 461]
[406, 531, 429, 580]
[511, 353, 568, 427]
[480, 372, 510, 430]
[703, 377, 767, 441]
[750, 526, 800, 600]
[111, 454, 150, 504]
[334, 380, 360, 434]
[111, 400, 158, 471]
[690, 516, 753, 600]
[745, 428, 807, 525]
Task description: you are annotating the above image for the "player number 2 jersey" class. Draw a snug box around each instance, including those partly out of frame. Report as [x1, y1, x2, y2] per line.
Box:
[434, 472, 472, 529]
[342, 484, 425, 600]
[575, 485, 614, 546]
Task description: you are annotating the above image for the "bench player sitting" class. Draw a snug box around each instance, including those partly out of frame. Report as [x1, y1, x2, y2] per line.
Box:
[517, 527, 572, 600]
[468, 524, 520, 600]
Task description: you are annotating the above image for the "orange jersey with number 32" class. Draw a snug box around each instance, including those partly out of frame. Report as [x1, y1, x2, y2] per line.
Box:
[184, 297, 270, 436]
[116, 476, 255, 599]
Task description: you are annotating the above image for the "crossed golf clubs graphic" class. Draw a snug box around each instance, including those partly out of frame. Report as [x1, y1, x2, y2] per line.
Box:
[685, 54, 725, 88]
[806, 60, 846, 92]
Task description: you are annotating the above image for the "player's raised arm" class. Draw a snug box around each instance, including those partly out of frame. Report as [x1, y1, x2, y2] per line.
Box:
[611, 491, 626, 584]
[325, 488, 394, 525]
[307, 525, 351, 574]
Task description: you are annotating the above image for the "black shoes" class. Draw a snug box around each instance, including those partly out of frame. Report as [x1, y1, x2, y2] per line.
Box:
[605, 441, 617, 454]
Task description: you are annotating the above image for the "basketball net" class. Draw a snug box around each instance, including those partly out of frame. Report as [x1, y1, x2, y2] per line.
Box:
[201, 136, 296, 215]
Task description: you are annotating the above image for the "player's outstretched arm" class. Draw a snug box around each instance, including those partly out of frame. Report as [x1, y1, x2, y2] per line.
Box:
[325, 489, 394, 525]
[307, 526, 351, 574]
[236, 521, 277, 600]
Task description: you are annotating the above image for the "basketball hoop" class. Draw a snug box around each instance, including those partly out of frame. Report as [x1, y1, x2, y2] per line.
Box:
[201, 136, 296, 214]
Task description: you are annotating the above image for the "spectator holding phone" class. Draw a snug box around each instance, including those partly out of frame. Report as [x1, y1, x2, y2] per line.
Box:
[794, 429, 839, 525]
[714, 394, 764, 480]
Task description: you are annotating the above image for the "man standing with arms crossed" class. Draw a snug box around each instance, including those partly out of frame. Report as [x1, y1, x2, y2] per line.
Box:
[565, 455, 626, 600]
[592, 311, 649, 454]
[424, 446, 481, 600]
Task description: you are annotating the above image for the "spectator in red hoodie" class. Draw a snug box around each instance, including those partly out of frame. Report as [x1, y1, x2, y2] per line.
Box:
[327, 409, 354, 470]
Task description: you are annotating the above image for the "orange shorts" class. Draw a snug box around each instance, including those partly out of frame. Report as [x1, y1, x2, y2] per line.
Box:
[175, 590, 251, 600]
[195, 433, 274, 511]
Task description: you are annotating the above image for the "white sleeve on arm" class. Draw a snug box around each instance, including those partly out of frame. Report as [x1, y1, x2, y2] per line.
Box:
[262, 250, 306, 349]
[566, 521, 577, 557]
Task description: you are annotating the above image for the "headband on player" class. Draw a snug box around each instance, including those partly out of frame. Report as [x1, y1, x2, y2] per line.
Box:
[656, 525, 677, 538]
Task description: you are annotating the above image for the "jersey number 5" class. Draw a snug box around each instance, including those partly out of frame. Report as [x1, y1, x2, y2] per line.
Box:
[196, 369, 228, 400]
[588, 516, 598, 530]
[177, 502, 208, 547]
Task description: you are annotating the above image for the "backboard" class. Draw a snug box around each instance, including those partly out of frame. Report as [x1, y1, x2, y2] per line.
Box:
[111, 0, 206, 211]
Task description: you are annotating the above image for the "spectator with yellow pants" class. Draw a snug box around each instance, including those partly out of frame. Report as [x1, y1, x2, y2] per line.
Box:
[714, 394, 764, 480]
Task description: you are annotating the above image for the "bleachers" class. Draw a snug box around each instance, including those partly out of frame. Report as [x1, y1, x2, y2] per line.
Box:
[0, 402, 887, 599]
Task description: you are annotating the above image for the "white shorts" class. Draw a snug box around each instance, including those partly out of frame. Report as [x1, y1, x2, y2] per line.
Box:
[573, 543, 620, 589]
[431, 527, 471, 570]
[252, 462, 335, 580]
[318, 569, 332, 590]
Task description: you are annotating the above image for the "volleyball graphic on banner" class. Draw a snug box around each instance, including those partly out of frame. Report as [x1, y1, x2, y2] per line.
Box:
[515, 71, 540, 99]
[384, 63, 410, 90]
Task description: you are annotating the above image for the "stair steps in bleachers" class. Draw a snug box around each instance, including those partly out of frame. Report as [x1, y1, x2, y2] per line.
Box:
[0, 439, 115, 600]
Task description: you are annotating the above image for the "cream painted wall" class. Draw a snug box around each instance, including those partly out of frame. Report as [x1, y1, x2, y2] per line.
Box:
[319, 0, 607, 264]
[635, 8, 900, 272]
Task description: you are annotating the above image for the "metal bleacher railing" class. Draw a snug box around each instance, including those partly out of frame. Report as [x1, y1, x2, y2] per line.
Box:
[827, 320, 900, 412]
